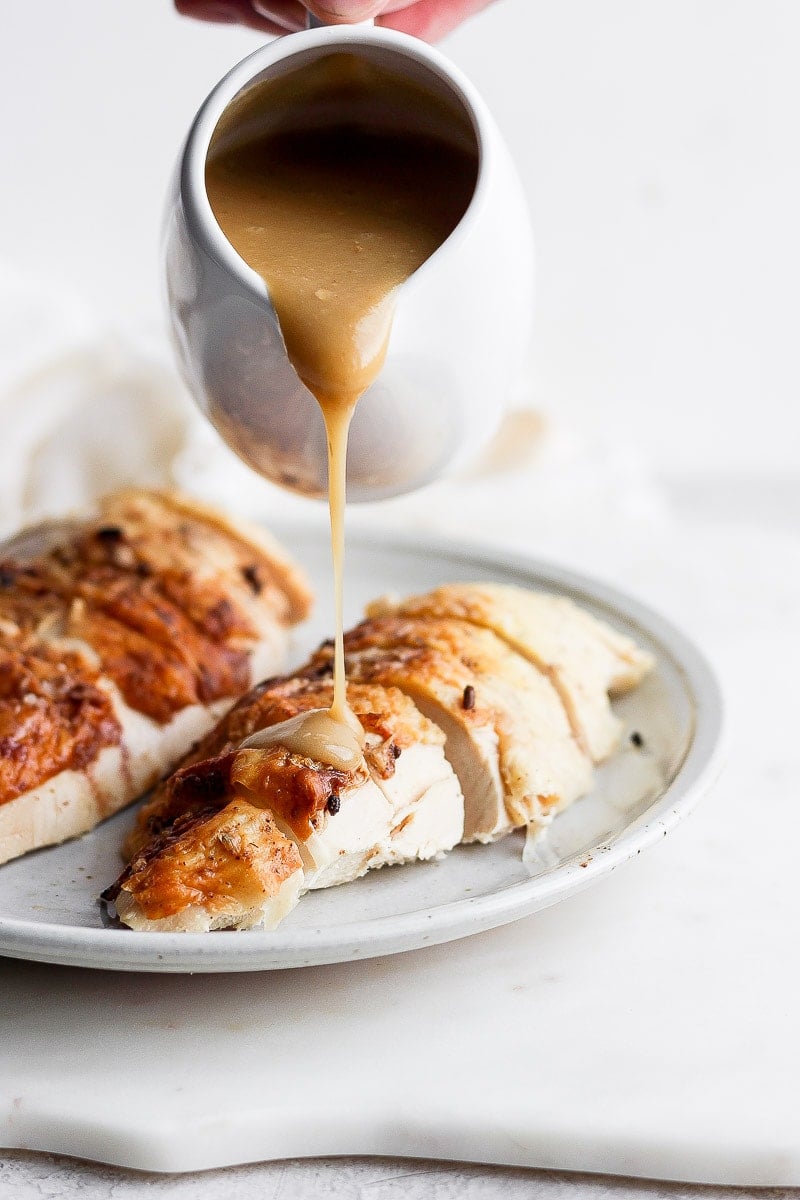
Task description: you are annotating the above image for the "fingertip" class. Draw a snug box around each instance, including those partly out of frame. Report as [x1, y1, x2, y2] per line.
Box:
[378, 0, 497, 42]
[307, 1, 386, 24]
[174, 0, 287, 33]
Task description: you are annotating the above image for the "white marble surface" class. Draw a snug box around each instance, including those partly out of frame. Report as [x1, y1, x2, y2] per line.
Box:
[3, 1154, 800, 1200]
[1, 498, 799, 1189]
[1, 1, 799, 1194]
[5, 1155, 800, 1200]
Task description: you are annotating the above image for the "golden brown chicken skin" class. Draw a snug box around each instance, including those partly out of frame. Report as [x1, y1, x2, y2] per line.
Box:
[123, 674, 435, 858]
[103, 585, 654, 935]
[0, 489, 312, 865]
[108, 797, 304, 931]
[0, 643, 120, 803]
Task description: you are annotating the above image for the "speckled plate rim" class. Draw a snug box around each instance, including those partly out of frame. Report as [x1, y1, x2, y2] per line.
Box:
[0, 531, 725, 973]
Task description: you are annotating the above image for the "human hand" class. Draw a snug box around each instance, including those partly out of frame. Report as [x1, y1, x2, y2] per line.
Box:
[175, 0, 498, 42]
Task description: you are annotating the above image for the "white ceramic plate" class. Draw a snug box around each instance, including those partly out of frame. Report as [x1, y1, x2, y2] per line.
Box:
[0, 528, 723, 973]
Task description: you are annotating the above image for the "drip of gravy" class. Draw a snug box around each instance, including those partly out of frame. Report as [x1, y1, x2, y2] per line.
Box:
[206, 53, 477, 769]
[240, 708, 364, 773]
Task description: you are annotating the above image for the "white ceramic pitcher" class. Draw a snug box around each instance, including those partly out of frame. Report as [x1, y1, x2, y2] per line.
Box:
[164, 22, 533, 501]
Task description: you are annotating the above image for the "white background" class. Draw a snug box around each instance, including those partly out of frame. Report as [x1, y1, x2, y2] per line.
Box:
[1, 1, 797, 481]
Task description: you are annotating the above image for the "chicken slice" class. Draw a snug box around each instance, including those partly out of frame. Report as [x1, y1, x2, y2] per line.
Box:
[371, 776, 464, 869]
[0, 489, 313, 866]
[93, 489, 312, 689]
[314, 639, 507, 843]
[312, 615, 594, 839]
[98, 488, 311, 633]
[106, 738, 381, 927]
[230, 742, 392, 891]
[367, 584, 654, 762]
[110, 797, 305, 933]
[347, 682, 464, 871]
[111, 676, 463, 929]
[104, 576, 658, 934]
[202, 673, 465, 886]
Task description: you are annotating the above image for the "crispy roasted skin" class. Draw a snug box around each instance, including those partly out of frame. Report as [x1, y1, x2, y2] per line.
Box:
[110, 744, 355, 906]
[123, 675, 431, 859]
[67, 588, 251, 724]
[231, 746, 361, 840]
[107, 585, 654, 934]
[0, 489, 313, 806]
[104, 796, 303, 923]
[307, 619, 497, 741]
[368, 583, 654, 761]
[110, 674, 458, 925]
[0, 643, 120, 803]
[146, 672, 437, 775]
[98, 489, 311, 629]
[318, 614, 592, 827]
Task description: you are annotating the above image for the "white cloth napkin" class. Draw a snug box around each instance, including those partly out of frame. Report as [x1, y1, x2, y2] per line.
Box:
[0, 266, 670, 569]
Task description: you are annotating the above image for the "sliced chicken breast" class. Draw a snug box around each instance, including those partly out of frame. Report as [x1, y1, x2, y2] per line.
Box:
[229, 742, 393, 891]
[308, 634, 509, 843]
[110, 676, 463, 930]
[307, 614, 593, 839]
[368, 584, 654, 762]
[104, 582, 655, 935]
[0, 489, 312, 865]
[112, 797, 305, 933]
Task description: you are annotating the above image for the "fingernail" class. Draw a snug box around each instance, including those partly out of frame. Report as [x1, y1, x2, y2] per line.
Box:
[252, 2, 304, 30]
[310, 1, 383, 20]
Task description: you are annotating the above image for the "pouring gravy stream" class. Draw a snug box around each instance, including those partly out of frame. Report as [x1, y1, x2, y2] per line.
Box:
[206, 53, 477, 766]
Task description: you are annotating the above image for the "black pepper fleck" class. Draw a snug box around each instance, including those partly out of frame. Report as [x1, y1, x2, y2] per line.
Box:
[326, 795, 341, 816]
[630, 730, 645, 748]
[390, 743, 401, 759]
[96, 525, 123, 542]
[462, 684, 476, 710]
[242, 564, 263, 595]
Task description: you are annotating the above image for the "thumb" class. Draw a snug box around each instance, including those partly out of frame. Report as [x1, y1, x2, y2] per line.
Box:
[305, 1, 386, 22]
